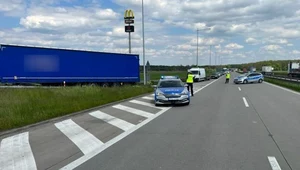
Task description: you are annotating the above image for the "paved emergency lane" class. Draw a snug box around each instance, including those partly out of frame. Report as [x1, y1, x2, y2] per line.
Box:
[75, 73, 291, 170]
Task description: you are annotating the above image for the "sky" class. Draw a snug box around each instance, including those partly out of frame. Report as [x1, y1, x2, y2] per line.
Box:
[0, 0, 300, 66]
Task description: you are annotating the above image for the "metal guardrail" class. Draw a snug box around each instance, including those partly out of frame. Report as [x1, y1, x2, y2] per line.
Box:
[264, 75, 300, 83]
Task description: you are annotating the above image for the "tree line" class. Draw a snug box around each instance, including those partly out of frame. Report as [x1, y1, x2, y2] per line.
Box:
[140, 59, 300, 72]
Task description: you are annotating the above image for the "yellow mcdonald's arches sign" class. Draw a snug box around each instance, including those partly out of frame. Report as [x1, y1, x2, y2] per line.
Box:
[124, 9, 134, 19]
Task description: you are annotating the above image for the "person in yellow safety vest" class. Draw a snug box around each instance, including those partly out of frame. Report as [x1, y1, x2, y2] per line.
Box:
[186, 71, 195, 96]
[225, 72, 231, 83]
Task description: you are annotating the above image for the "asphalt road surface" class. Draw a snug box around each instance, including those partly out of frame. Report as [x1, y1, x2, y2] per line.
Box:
[75, 73, 299, 170]
[1, 73, 300, 170]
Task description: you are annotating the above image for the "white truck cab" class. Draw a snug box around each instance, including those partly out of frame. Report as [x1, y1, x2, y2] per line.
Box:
[188, 67, 206, 82]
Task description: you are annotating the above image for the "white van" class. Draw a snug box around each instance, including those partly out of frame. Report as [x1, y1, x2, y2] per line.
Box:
[188, 67, 206, 82]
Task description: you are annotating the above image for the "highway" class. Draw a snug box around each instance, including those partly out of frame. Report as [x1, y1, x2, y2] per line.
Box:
[1, 72, 300, 170]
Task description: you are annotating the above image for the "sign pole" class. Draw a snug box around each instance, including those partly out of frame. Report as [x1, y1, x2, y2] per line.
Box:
[129, 24, 131, 53]
[124, 9, 134, 54]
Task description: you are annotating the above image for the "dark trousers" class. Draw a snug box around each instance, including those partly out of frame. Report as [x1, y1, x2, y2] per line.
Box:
[187, 83, 194, 96]
[225, 78, 229, 83]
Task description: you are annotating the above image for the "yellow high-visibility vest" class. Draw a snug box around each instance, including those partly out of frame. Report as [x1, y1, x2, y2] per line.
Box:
[186, 74, 194, 83]
[226, 73, 231, 79]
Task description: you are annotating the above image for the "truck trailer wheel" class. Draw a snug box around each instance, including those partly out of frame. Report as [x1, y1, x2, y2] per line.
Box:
[101, 83, 109, 87]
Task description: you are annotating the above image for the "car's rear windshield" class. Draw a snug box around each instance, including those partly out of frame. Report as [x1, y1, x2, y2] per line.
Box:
[158, 80, 184, 88]
[191, 71, 199, 74]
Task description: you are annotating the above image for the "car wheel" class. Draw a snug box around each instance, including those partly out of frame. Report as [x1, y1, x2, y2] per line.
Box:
[243, 80, 248, 84]
[258, 79, 263, 83]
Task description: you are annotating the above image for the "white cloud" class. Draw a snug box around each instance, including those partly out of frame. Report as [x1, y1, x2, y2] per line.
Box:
[293, 50, 300, 54]
[19, 6, 119, 32]
[0, 0, 26, 16]
[190, 37, 225, 46]
[263, 27, 300, 38]
[262, 45, 282, 51]
[215, 44, 221, 49]
[225, 43, 244, 49]
[0, 31, 4, 37]
[246, 37, 259, 45]
[220, 49, 233, 54]
[0, 0, 300, 65]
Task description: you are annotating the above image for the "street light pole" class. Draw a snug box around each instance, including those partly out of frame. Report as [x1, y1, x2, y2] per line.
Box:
[209, 45, 212, 65]
[142, 0, 146, 85]
[215, 52, 217, 65]
[196, 29, 199, 66]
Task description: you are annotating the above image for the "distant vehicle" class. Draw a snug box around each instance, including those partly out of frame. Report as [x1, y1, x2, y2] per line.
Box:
[261, 66, 274, 75]
[234, 72, 264, 84]
[153, 76, 190, 106]
[187, 67, 206, 82]
[0, 44, 140, 87]
[249, 66, 256, 73]
[210, 72, 220, 79]
[288, 61, 300, 78]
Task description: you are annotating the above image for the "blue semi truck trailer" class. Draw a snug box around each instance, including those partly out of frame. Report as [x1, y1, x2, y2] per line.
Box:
[0, 44, 140, 86]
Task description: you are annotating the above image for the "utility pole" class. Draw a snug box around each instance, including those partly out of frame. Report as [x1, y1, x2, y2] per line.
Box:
[197, 29, 199, 66]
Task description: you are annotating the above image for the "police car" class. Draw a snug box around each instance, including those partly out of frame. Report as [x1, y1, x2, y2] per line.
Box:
[153, 76, 190, 106]
[234, 72, 264, 84]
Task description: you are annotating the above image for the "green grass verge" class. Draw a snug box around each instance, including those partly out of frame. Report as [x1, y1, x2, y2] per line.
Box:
[273, 71, 288, 76]
[265, 77, 300, 92]
[140, 70, 215, 84]
[0, 85, 153, 131]
[140, 71, 187, 81]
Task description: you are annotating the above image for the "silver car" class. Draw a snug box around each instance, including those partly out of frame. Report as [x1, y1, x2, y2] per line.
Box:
[234, 72, 264, 84]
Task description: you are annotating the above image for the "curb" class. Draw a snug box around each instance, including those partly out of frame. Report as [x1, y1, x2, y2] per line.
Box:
[0, 92, 153, 138]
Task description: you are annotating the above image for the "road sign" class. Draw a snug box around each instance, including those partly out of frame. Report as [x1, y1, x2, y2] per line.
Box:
[125, 19, 134, 24]
[124, 9, 134, 19]
[125, 26, 134, 32]
[124, 9, 135, 54]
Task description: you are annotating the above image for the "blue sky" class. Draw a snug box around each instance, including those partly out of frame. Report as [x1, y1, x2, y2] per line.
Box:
[0, 0, 299, 66]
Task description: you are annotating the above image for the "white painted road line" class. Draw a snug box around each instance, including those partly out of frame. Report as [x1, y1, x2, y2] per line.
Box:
[89, 111, 135, 131]
[238, 87, 241, 91]
[55, 119, 104, 155]
[243, 97, 249, 107]
[194, 79, 219, 94]
[0, 132, 37, 170]
[265, 82, 300, 96]
[60, 76, 219, 170]
[142, 96, 153, 100]
[112, 104, 154, 118]
[129, 100, 161, 109]
[268, 156, 282, 170]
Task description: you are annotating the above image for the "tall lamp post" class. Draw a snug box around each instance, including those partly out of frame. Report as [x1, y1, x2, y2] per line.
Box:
[196, 28, 211, 66]
[142, 0, 146, 85]
[196, 29, 199, 66]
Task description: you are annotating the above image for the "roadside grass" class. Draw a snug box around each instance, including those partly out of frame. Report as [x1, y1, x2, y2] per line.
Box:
[140, 71, 187, 81]
[273, 71, 288, 76]
[265, 77, 300, 92]
[141, 69, 215, 84]
[0, 85, 153, 131]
